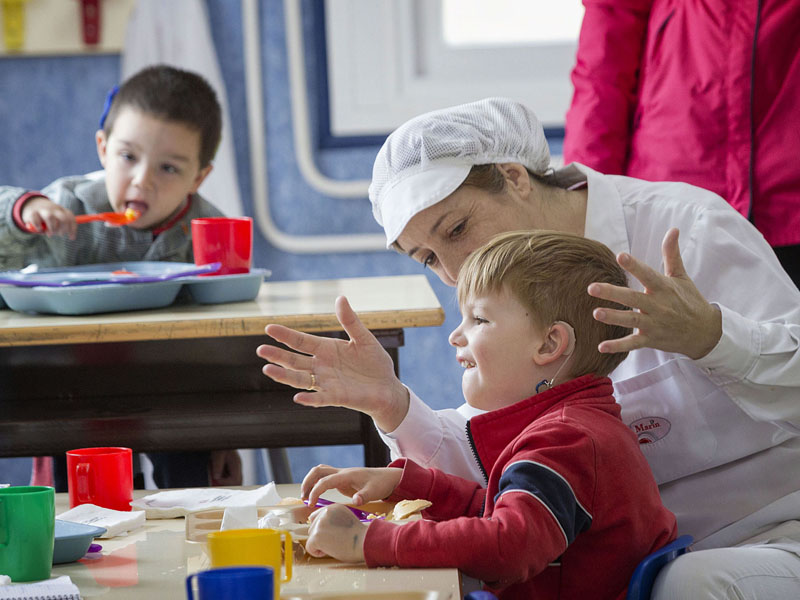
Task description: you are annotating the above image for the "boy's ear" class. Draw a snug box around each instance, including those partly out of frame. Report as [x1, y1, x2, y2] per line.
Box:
[189, 164, 214, 195]
[533, 322, 576, 366]
[95, 130, 108, 167]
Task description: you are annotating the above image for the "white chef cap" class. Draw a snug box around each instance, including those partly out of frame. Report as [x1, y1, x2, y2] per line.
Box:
[369, 97, 551, 246]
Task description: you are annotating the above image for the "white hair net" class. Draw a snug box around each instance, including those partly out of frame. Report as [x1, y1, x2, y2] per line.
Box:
[369, 97, 551, 246]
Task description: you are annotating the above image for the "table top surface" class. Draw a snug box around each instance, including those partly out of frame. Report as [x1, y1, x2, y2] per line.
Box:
[0, 275, 444, 347]
[51, 486, 461, 599]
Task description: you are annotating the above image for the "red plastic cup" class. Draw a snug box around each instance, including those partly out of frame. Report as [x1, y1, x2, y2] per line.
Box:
[191, 217, 253, 276]
[66, 447, 133, 512]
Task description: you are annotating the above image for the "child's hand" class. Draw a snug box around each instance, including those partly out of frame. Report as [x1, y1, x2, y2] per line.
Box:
[301, 464, 402, 508]
[306, 503, 368, 562]
[208, 450, 242, 486]
[21, 196, 78, 239]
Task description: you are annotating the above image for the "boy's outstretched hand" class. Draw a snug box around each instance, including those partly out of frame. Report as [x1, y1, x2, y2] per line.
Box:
[306, 503, 368, 562]
[302, 464, 402, 509]
[20, 196, 78, 239]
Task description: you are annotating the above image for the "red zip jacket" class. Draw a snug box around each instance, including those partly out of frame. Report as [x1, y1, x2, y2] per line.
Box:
[564, 0, 800, 247]
[364, 375, 677, 600]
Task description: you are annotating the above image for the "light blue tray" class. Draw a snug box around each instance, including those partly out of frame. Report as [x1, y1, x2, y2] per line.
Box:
[0, 279, 184, 315]
[0, 262, 270, 315]
[185, 271, 266, 304]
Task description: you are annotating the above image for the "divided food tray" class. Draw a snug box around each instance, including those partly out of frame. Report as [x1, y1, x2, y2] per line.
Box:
[0, 262, 270, 315]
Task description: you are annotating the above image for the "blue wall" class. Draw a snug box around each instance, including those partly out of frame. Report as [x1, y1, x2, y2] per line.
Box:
[0, 0, 467, 482]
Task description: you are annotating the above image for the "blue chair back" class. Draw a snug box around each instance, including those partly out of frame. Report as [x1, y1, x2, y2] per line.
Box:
[626, 534, 693, 600]
[463, 535, 692, 600]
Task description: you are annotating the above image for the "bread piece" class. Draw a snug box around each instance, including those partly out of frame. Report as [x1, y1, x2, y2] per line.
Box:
[392, 499, 432, 520]
[277, 496, 305, 506]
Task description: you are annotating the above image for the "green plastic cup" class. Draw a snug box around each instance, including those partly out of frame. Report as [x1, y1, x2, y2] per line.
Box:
[0, 486, 55, 581]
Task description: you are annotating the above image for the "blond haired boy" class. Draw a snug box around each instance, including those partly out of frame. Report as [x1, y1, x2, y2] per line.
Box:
[301, 231, 676, 600]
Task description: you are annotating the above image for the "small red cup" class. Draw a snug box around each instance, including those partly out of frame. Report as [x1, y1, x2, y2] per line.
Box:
[66, 447, 133, 512]
[191, 217, 253, 276]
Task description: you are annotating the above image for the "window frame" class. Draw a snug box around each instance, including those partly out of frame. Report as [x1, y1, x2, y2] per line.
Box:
[316, 0, 576, 148]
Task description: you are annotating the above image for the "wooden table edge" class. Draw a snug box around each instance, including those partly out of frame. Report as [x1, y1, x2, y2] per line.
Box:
[0, 307, 446, 347]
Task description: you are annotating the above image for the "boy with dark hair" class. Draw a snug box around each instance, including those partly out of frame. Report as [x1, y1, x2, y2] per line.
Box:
[298, 231, 677, 600]
[101, 64, 221, 170]
[0, 64, 239, 490]
[1, 64, 223, 262]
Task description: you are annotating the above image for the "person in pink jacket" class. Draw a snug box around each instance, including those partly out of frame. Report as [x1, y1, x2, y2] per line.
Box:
[564, 0, 800, 287]
[299, 231, 676, 600]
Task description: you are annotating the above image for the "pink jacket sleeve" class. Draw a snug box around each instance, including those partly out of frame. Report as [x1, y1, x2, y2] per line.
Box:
[563, 0, 653, 173]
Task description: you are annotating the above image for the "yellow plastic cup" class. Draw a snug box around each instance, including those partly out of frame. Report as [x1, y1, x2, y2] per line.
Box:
[207, 528, 292, 599]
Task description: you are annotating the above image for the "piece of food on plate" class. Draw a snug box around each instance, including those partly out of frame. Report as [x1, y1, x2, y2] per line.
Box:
[277, 496, 305, 506]
[276, 495, 431, 523]
[392, 499, 432, 521]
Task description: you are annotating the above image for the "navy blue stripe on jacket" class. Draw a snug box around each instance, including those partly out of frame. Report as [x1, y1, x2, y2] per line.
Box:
[496, 460, 593, 546]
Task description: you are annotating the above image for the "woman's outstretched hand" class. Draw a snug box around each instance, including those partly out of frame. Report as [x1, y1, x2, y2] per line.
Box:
[588, 228, 722, 360]
[256, 295, 411, 432]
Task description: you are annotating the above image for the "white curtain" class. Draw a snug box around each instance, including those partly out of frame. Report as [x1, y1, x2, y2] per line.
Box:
[121, 0, 244, 217]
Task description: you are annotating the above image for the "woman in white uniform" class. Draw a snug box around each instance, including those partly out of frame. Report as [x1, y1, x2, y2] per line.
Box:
[257, 98, 800, 599]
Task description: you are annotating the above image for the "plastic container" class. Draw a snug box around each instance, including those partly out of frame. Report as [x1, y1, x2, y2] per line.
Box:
[53, 520, 107, 564]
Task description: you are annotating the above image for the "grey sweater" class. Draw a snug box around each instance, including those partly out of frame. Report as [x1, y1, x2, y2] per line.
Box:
[0, 171, 225, 269]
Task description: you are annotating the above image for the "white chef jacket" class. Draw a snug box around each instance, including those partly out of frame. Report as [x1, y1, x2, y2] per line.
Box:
[380, 163, 800, 550]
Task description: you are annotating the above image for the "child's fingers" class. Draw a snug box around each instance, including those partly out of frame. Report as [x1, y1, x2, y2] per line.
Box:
[24, 215, 47, 233]
[352, 468, 402, 505]
[300, 464, 338, 500]
[307, 476, 339, 508]
[307, 471, 361, 507]
[303, 526, 328, 558]
[36, 212, 76, 238]
[354, 481, 387, 505]
[41, 214, 63, 236]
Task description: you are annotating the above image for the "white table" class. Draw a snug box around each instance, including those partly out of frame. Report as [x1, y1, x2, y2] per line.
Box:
[52, 486, 462, 599]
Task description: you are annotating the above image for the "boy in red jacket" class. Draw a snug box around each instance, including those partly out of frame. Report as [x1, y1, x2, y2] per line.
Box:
[301, 230, 677, 600]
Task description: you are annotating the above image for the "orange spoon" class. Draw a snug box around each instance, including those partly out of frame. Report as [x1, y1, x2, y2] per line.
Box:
[26, 208, 141, 233]
[75, 208, 141, 226]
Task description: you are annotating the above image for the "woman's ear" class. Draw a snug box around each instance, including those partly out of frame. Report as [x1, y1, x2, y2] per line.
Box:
[533, 321, 576, 366]
[496, 163, 532, 197]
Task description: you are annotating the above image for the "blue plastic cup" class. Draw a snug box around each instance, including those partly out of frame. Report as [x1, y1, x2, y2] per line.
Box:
[186, 566, 273, 600]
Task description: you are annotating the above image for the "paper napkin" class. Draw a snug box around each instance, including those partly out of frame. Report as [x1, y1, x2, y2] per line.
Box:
[131, 483, 282, 519]
[57, 504, 146, 538]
